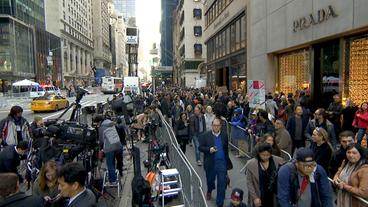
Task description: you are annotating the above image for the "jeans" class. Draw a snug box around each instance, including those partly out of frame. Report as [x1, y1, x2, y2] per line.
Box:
[106, 151, 117, 182]
[356, 128, 366, 145]
[205, 159, 227, 206]
[192, 135, 201, 161]
[115, 149, 123, 176]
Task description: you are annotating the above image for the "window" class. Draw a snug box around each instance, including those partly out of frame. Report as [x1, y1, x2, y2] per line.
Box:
[194, 44, 202, 55]
[241, 15, 246, 48]
[193, 9, 202, 19]
[194, 26, 202, 37]
[236, 19, 240, 50]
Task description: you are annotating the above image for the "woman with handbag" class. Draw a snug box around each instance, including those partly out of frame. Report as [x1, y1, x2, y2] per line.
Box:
[175, 112, 190, 154]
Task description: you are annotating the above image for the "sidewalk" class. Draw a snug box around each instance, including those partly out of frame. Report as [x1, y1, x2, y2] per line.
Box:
[184, 143, 249, 206]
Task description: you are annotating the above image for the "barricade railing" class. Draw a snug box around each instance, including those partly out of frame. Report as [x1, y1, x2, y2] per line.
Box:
[327, 177, 368, 206]
[225, 121, 253, 159]
[156, 110, 208, 207]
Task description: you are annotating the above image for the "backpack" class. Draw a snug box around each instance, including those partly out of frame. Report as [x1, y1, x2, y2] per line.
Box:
[103, 126, 123, 152]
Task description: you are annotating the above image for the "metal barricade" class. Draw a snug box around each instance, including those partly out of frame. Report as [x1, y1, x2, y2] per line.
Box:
[226, 121, 253, 159]
[156, 110, 208, 207]
[327, 177, 368, 206]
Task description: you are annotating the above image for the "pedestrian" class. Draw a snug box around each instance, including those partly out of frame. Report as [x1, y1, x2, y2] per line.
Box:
[352, 102, 368, 146]
[326, 94, 343, 137]
[175, 112, 190, 154]
[190, 106, 206, 166]
[310, 127, 334, 173]
[230, 108, 247, 157]
[277, 147, 333, 207]
[329, 130, 355, 177]
[57, 163, 96, 207]
[0, 140, 29, 183]
[0, 106, 31, 146]
[204, 105, 216, 132]
[227, 188, 247, 207]
[265, 95, 278, 118]
[304, 108, 337, 148]
[341, 98, 358, 132]
[171, 100, 183, 128]
[0, 173, 44, 207]
[274, 119, 292, 159]
[333, 143, 368, 207]
[199, 118, 233, 207]
[245, 143, 284, 207]
[286, 105, 309, 154]
[256, 111, 275, 138]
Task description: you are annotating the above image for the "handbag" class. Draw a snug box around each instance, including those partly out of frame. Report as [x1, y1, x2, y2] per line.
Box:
[177, 127, 188, 137]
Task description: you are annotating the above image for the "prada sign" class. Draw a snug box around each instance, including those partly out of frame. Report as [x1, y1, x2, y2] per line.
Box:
[293, 5, 338, 32]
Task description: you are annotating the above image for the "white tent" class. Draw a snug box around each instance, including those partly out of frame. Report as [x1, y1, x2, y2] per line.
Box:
[12, 79, 39, 86]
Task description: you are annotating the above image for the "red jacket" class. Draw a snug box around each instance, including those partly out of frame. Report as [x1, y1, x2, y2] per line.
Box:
[353, 110, 368, 129]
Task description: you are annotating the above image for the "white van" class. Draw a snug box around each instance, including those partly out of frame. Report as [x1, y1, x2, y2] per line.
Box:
[42, 85, 61, 95]
[30, 85, 45, 98]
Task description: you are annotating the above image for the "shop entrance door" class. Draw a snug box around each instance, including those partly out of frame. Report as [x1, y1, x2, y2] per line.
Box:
[215, 67, 229, 88]
[313, 40, 341, 109]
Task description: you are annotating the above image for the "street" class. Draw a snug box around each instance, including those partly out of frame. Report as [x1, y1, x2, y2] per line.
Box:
[0, 93, 112, 124]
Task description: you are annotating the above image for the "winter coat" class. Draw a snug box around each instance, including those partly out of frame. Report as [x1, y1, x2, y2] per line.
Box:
[230, 114, 247, 140]
[275, 128, 292, 158]
[343, 164, 368, 203]
[0, 192, 44, 207]
[0, 116, 31, 146]
[352, 110, 368, 129]
[277, 162, 333, 207]
[304, 119, 336, 144]
[98, 119, 122, 153]
[189, 114, 206, 137]
[245, 156, 284, 206]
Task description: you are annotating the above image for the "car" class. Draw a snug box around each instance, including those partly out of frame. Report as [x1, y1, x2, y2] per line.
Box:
[41, 85, 61, 95]
[31, 95, 69, 112]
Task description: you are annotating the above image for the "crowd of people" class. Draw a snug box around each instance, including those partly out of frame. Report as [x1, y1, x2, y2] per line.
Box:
[0, 86, 368, 207]
[141, 87, 368, 207]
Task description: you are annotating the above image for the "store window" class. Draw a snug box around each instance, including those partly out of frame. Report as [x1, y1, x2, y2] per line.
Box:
[278, 49, 310, 95]
[345, 36, 368, 105]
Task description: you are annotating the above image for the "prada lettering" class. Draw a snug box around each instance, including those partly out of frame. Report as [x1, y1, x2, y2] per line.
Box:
[293, 5, 338, 32]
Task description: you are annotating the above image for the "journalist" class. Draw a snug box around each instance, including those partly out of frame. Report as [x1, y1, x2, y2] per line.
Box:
[98, 115, 123, 185]
[0, 140, 29, 183]
[30, 116, 47, 148]
[57, 163, 96, 207]
[0, 173, 44, 207]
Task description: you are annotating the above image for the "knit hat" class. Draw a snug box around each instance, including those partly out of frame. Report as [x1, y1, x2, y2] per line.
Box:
[295, 147, 315, 162]
[34, 116, 43, 123]
[231, 188, 244, 201]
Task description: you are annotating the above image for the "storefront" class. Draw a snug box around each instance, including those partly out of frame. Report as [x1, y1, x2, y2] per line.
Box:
[248, 0, 368, 108]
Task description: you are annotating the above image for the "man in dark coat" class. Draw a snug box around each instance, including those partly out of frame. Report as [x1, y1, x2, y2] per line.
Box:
[0, 173, 44, 207]
[190, 106, 206, 166]
[0, 141, 28, 183]
[329, 130, 354, 177]
[57, 162, 96, 207]
[199, 118, 232, 207]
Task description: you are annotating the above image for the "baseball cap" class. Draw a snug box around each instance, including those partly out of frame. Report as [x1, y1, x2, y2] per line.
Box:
[231, 188, 244, 201]
[295, 148, 315, 162]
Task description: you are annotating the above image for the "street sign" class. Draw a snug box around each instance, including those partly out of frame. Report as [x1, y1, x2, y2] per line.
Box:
[247, 80, 266, 109]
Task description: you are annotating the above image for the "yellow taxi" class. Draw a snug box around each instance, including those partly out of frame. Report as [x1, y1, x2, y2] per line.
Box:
[31, 95, 69, 112]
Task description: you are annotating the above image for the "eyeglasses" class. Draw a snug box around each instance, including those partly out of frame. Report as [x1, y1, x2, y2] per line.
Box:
[300, 162, 316, 169]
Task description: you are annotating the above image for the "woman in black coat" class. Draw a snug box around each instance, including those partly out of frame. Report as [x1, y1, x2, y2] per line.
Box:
[175, 112, 190, 154]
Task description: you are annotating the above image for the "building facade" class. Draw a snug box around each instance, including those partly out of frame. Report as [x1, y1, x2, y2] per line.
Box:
[204, 0, 247, 91]
[173, 0, 207, 88]
[248, 0, 368, 108]
[45, 0, 94, 87]
[160, 0, 178, 67]
[0, 0, 46, 92]
[114, 14, 127, 77]
[92, 0, 112, 76]
[113, 0, 136, 22]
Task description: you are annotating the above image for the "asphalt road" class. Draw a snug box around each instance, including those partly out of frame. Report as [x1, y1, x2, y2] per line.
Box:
[0, 93, 112, 124]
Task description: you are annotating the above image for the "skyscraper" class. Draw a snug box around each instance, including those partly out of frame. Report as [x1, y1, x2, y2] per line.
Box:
[160, 0, 178, 67]
[114, 0, 136, 21]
